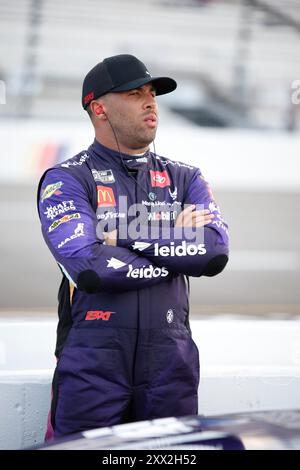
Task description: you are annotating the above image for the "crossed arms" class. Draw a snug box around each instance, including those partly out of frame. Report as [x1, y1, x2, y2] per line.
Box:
[38, 169, 229, 293]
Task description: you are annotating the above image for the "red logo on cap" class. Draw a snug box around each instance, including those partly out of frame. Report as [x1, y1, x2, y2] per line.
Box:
[84, 92, 94, 105]
[150, 170, 171, 188]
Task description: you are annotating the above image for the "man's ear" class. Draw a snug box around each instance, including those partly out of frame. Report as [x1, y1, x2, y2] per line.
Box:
[90, 100, 107, 119]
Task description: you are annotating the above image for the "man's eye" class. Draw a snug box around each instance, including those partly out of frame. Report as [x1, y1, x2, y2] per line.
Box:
[129, 91, 138, 96]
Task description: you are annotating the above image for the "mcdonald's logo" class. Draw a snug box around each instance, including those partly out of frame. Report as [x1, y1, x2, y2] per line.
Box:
[97, 185, 116, 207]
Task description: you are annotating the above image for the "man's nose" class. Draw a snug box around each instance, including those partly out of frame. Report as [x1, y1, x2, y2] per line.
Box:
[143, 93, 157, 110]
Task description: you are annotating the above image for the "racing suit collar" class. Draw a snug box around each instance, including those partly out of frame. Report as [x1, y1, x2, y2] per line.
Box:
[90, 138, 150, 163]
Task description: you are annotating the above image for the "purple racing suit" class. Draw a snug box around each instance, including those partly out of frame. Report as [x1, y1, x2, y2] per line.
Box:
[37, 139, 229, 438]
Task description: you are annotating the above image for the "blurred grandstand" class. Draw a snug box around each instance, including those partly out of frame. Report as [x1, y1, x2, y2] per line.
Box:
[0, 0, 299, 314]
[0, 0, 300, 129]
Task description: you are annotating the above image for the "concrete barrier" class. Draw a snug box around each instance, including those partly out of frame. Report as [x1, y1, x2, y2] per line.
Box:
[1, 315, 300, 449]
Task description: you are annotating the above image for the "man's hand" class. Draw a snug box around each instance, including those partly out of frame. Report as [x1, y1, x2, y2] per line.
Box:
[175, 205, 214, 228]
[103, 206, 213, 244]
[103, 229, 117, 246]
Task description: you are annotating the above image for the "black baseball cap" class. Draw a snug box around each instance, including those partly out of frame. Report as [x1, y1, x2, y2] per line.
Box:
[82, 54, 177, 109]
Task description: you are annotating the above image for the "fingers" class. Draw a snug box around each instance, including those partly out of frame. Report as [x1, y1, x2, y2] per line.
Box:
[182, 204, 196, 213]
[175, 205, 215, 227]
[191, 209, 211, 216]
[102, 229, 117, 246]
[192, 217, 213, 227]
[182, 206, 213, 218]
[192, 211, 214, 220]
[192, 211, 214, 222]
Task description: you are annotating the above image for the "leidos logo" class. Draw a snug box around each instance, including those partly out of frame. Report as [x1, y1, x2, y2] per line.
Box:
[150, 170, 170, 188]
[127, 264, 168, 279]
[154, 241, 206, 257]
[97, 186, 116, 207]
[107, 257, 126, 269]
[85, 310, 114, 321]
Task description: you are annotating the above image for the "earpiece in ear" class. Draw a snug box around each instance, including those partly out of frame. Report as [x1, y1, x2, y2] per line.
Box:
[96, 108, 106, 118]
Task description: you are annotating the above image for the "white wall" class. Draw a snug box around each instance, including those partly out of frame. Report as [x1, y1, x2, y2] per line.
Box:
[1, 316, 300, 449]
[1, 118, 300, 192]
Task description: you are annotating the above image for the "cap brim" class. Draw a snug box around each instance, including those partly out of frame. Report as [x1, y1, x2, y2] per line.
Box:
[110, 76, 177, 96]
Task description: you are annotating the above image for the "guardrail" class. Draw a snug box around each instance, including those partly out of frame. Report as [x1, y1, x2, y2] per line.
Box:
[1, 316, 300, 449]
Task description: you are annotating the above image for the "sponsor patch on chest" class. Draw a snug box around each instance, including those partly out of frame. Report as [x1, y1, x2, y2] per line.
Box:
[92, 169, 115, 183]
[97, 186, 116, 207]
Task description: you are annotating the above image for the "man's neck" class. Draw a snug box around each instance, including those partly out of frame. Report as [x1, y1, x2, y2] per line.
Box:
[94, 132, 149, 156]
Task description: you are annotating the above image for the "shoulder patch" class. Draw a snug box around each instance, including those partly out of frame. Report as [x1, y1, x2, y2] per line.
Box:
[60, 152, 89, 168]
[154, 154, 195, 171]
[40, 182, 63, 203]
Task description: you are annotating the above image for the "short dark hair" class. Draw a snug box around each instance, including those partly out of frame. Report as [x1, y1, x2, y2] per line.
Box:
[86, 103, 93, 119]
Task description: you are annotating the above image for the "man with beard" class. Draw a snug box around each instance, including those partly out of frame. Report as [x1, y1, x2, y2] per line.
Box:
[37, 54, 229, 439]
